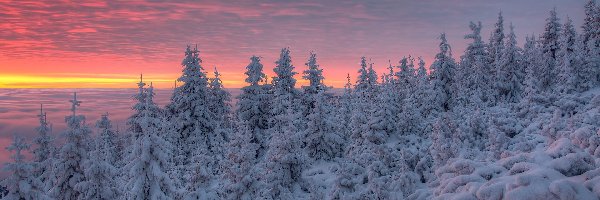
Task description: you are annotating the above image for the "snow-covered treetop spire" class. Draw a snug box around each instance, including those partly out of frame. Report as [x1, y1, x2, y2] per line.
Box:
[148, 82, 154, 98]
[387, 60, 395, 83]
[356, 56, 369, 89]
[465, 21, 484, 46]
[69, 92, 82, 116]
[245, 55, 266, 86]
[489, 11, 505, 62]
[302, 51, 327, 94]
[541, 7, 562, 59]
[344, 73, 352, 93]
[177, 45, 208, 86]
[439, 33, 452, 58]
[210, 66, 224, 89]
[417, 56, 427, 78]
[367, 59, 378, 85]
[273, 47, 297, 93]
[137, 73, 146, 94]
[37, 104, 48, 128]
[97, 112, 111, 130]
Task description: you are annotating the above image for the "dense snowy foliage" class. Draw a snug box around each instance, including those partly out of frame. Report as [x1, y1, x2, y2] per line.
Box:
[2, 2, 600, 199]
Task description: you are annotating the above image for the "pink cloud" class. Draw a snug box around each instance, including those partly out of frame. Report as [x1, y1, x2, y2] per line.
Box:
[67, 28, 97, 33]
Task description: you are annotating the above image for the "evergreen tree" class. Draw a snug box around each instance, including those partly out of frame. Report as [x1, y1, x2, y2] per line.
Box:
[125, 88, 177, 200]
[51, 92, 91, 200]
[2, 135, 49, 200]
[219, 122, 261, 199]
[415, 57, 435, 116]
[304, 92, 343, 161]
[76, 134, 119, 199]
[355, 57, 373, 98]
[489, 11, 505, 65]
[522, 35, 542, 101]
[271, 47, 299, 133]
[429, 114, 458, 167]
[95, 113, 119, 167]
[367, 61, 378, 89]
[209, 67, 232, 128]
[539, 8, 562, 91]
[302, 51, 330, 121]
[395, 57, 416, 96]
[338, 74, 354, 140]
[399, 57, 430, 135]
[461, 21, 493, 106]
[236, 56, 271, 158]
[126, 74, 147, 139]
[259, 101, 306, 199]
[556, 17, 580, 93]
[497, 23, 524, 102]
[272, 47, 297, 95]
[302, 51, 327, 95]
[430, 33, 457, 111]
[32, 104, 54, 190]
[166, 46, 221, 191]
[374, 67, 401, 137]
[580, 0, 600, 89]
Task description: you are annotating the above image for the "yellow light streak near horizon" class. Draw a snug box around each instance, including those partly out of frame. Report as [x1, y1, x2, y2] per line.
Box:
[0, 74, 252, 88]
[0, 74, 176, 88]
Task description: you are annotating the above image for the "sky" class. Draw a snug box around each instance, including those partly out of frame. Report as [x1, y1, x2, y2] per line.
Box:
[0, 0, 588, 88]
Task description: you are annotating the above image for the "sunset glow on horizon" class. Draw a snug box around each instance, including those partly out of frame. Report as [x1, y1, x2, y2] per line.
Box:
[0, 0, 586, 89]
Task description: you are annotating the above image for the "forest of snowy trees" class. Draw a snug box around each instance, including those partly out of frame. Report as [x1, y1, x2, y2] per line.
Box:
[2, 1, 600, 199]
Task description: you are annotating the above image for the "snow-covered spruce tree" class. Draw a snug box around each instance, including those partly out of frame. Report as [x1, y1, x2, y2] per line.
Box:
[350, 58, 379, 141]
[346, 102, 390, 169]
[219, 122, 260, 199]
[304, 92, 343, 161]
[371, 87, 398, 138]
[236, 56, 271, 158]
[302, 51, 327, 95]
[209, 67, 233, 128]
[556, 17, 581, 94]
[123, 75, 154, 185]
[355, 57, 377, 99]
[126, 74, 147, 139]
[430, 33, 457, 112]
[581, 0, 600, 89]
[539, 7, 562, 92]
[337, 74, 354, 140]
[95, 113, 119, 168]
[2, 135, 49, 200]
[400, 57, 432, 135]
[429, 113, 459, 167]
[50, 92, 91, 200]
[166, 46, 222, 192]
[125, 85, 177, 200]
[259, 100, 306, 199]
[75, 132, 119, 199]
[301, 51, 331, 132]
[415, 57, 435, 116]
[460, 21, 493, 107]
[373, 58, 409, 137]
[489, 11, 505, 66]
[367, 61, 379, 93]
[497, 23, 524, 103]
[395, 57, 416, 99]
[271, 47, 299, 133]
[32, 104, 54, 190]
[522, 35, 542, 102]
[346, 99, 372, 164]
